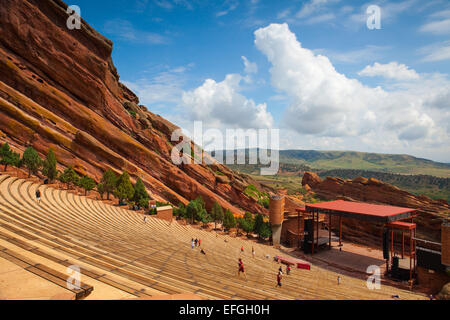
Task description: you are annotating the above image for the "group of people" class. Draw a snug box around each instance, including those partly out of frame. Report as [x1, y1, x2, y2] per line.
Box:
[236, 257, 292, 287]
[33, 176, 352, 293]
[240, 246, 257, 259]
[276, 265, 291, 287]
[191, 238, 206, 255]
[191, 238, 201, 248]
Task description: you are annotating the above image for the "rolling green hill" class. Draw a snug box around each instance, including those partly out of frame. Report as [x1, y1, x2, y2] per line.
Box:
[279, 150, 450, 177]
[214, 149, 450, 177]
[214, 149, 450, 202]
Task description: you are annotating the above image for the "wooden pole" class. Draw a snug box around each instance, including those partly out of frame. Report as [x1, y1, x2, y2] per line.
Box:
[391, 229, 394, 264]
[402, 231, 405, 259]
[298, 210, 301, 249]
[413, 228, 416, 275]
[312, 211, 315, 255]
[316, 210, 319, 252]
[410, 228, 412, 285]
[384, 225, 389, 273]
[329, 214, 332, 249]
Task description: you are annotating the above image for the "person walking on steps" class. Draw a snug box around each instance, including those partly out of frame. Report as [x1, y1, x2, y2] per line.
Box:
[286, 265, 291, 275]
[237, 258, 246, 279]
[191, 239, 195, 249]
[144, 216, 147, 224]
[198, 239, 201, 247]
[35, 189, 41, 204]
[252, 247, 255, 258]
[241, 246, 244, 253]
[195, 239, 198, 247]
[276, 271, 282, 288]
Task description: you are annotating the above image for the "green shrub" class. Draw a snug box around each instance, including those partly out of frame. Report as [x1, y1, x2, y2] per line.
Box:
[210, 201, 224, 229]
[42, 149, 58, 182]
[97, 183, 105, 199]
[22, 146, 42, 178]
[115, 171, 135, 204]
[133, 177, 149, 208]
[101, 169, 117, 200]
[59, 166, 79, 190]
[223, 209, 236, 231]
[127, 109, 137, 119]
[0, 142, 20, 171]
[259, 222, 272, 239]
[80, 175, 96, 196]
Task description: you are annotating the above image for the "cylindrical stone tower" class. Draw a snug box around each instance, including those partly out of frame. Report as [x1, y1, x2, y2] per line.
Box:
[269, 195, 285, 246]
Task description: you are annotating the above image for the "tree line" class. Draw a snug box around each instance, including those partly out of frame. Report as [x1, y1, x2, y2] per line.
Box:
[174, 197, 272, 239]
[1, 142, 273, 238]
[0, 143, 150, 208]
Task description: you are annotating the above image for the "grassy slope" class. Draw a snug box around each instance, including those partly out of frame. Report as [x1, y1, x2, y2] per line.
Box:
[224, 149, 450, 202]
[279, 150, 450, 177]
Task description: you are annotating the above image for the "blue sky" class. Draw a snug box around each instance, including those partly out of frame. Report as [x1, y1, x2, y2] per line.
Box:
[71, 0, 450, 162]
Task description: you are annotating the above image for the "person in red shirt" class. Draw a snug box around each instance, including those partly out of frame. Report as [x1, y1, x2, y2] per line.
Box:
[237, 258, 246, 279]
[277, 271, 282, 287]
[198, 239, 201, 247]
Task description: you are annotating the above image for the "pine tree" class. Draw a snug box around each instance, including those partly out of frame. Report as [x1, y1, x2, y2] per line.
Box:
[22, 146, 42, 178]
[137, 197, 149, 209]
[80, 175, 96, 196]
[241, 212, 255, 236]
[0, 142, 20, 171]
[59, 166, 79, 190]
[97, 183, 105, 200]
[186, 200, 198, 224]
[42, 149, 58, 182]
[259, 222, 272, 239]
[133, 177, 149, 208]
[174, 203, 186, 218]
[114, 171, 134, 204]
[223, 209, 236, 232]
[197, 208, 210, 227]
[101, 169, 117, 200]
[210, 201, 224, 230]
[254, 214, 264, 237]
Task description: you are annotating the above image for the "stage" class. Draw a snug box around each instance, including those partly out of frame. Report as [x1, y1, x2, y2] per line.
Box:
[307, 240, 387, 275]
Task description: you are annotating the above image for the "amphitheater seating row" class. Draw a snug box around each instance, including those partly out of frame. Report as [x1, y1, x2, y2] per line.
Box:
[0, 174, 426, 300]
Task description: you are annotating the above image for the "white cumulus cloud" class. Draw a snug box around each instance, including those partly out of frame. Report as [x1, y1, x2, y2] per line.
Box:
[181, 74, 273, 129]
[253, 23, 449, 149]
[358, 62, 420, 81]
[241, 56, 258, 74]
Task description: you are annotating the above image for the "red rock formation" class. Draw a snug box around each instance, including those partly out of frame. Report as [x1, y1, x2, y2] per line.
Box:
[301, 171, 321, 189]
[0, 0, 267, 216]
[302, 172, 449, 243]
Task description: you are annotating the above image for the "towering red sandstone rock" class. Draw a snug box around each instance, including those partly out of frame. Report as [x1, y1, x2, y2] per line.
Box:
[0, 0, 267, 216]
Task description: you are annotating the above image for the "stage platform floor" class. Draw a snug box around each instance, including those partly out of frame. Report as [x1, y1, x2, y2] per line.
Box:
[311, 241, 387, 274]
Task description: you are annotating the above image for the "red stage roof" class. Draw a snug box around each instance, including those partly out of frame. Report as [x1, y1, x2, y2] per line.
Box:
[306, 200, 417, 223]
[387, 221, 417, 230]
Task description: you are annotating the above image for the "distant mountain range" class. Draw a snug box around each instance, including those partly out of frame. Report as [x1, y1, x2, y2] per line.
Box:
[213, 149, 450, 202]
[212, 149, 450, 178]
